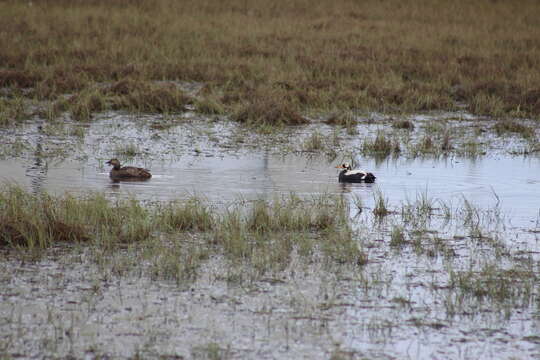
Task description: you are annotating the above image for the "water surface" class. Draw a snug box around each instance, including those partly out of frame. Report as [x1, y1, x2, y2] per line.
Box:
[1, 151, 538, 228]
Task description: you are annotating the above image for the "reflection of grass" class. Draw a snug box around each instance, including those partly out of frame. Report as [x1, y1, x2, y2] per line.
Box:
[1, 0, 540, 123]
[191, 342, 226, 360]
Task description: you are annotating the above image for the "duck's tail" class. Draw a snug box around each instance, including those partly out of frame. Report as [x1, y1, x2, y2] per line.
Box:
[364, 173, 376, 183]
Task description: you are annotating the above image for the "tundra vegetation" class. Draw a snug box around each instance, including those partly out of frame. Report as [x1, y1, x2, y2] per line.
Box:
[0, 0, 539, 126]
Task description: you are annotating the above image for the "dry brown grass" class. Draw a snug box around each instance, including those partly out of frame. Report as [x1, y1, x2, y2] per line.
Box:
[0, 0, 539, 120]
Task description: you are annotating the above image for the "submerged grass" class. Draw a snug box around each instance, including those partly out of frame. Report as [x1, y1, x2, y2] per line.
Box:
[449, 263, 538, 310]
[1, 0, 539, 123]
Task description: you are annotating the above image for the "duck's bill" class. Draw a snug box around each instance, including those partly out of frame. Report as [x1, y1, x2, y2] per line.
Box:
[106, 160, 111, 165]
[335, 165, 345, 168]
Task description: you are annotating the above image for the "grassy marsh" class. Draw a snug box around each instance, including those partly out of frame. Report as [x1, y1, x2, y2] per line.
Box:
[0, 0, 539, 124]
[1, 0, 540, 356]
[0, 183, 539, 358]
[0, 186, 365, 279]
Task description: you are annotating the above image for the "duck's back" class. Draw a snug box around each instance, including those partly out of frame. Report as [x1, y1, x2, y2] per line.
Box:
[110, 166, 152, 179]
[339, 169, 376, 183]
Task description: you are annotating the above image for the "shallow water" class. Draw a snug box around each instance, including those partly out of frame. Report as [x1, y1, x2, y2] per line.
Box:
[1, 146, 539, 229]
[1, 113, 540, 359]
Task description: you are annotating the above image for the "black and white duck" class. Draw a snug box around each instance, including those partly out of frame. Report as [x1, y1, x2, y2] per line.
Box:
[106, 158, 152, 179]
[336, 163, 376, 183]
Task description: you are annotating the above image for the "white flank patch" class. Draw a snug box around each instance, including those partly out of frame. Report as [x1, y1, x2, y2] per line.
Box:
[345, 170, 367, 176]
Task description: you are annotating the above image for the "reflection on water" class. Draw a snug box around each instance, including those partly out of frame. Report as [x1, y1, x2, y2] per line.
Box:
[25, 125, 48, 194]
[1, 151, 539, 228]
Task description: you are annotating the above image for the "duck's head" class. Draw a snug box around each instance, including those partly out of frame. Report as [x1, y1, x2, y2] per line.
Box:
[106, 158, 121, 167]
[335, 162, 352, 170]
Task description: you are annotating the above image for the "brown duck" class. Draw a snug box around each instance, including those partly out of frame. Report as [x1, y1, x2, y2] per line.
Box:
[106, 159, 152, 179]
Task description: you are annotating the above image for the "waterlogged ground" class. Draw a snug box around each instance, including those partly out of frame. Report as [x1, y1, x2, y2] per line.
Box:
[1, 111, 540, 359]
[0, 111, 538, 225]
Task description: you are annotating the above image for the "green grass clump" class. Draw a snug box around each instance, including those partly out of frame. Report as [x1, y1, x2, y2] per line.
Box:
[468, 93, 506, 118]
[212, 195, 366, 274]
[68, 88, 108, 121]
[302, 131, 325, 152]
[244, 195, 348, 233]
[362, 131, 401, 157]
[0, 186, 152, 249]
[0, 96, 30, 127]
[493, 120, 535, 139]
[232, 92, 307, 126]
[61, 80, 191, 120]
[373, 190, 389, 217]
[195, 96, 226, 115]
[159, 198, 215, 231]
[107, 80, 190, 113]
[390, 225, 406, 247]
[0, 186, 366, 281]
[391, 119, 415, 130]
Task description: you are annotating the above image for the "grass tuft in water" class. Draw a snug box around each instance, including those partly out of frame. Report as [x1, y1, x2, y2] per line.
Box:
[114, 143, 141, 157]
[302, 131, 325, 152]
[0, 96, 29, 127]
[0, 186, 365, 281]
[373, 190, 389, 217]
[362, 131, 401, 157]
[390, 225, 406, 247]
[493, 120, 535, 139]
[0, 186, 152, 249]
[159, 198, 215, 231]
[392, 119, 415, 130]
